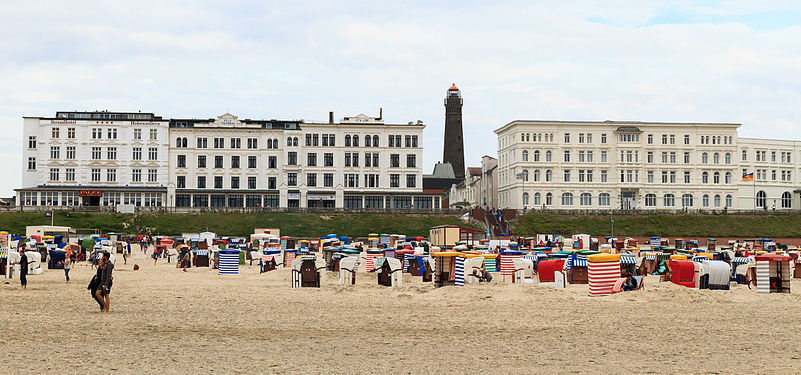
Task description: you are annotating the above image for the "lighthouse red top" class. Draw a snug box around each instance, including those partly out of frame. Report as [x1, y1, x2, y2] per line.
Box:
[448, 83, 459, 91]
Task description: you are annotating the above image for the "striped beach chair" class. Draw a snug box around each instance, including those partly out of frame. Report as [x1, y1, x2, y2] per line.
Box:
[218, 250, 239, 275]
[454, 256, 465, 286]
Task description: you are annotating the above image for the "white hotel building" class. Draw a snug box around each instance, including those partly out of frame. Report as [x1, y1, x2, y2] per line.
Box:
[18, 110, 434, 210]
[495, 120, 801, 211]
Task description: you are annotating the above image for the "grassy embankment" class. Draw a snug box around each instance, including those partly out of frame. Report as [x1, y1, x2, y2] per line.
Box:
[0, 211, 476, 237]
[513, 213, 801, 238]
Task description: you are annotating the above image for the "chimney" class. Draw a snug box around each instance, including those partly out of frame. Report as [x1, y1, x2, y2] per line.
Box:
[329, 111, 334, 124]
[379, 107, 383, 119]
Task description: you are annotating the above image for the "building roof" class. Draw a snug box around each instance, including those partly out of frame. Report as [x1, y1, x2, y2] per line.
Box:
[449, 83, 459, 91]
[494, 119, 742, 134]
[467, 167, 482, 177]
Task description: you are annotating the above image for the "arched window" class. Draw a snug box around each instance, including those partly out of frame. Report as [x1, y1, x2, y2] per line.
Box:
[287, 137, 292, 146]
[713, 152, 720, 164]
[725, 172, 731, 184]
[521, 133, 526, 141]
[345, 135, 351, 146]
[522, 150, 529, 162]
[533, 192, 541, 206]
[373, 135, 379, 147]
[702, 152, 708, 164]
[580, 193, 592, 206]
[533, 150, 540, 162]
[267, 139, 273, 148]
[645, 194, 656, 207]
[725, 153, 731, 164]
[561, 192, 573, 206]
[714, 194, 721, 207]
[702, 194, 709, 207]
[782, 192, 792, 208]
[663, 194, 675, 207]
[176, 137, 183, 148]
[533, 169, 540, 182]
[756, 191, 767, 208]
[545, 150, 552, 162]
[274, 138, 278, 148]
[293, 137, 298, 146]
[545, 192, 553, 206]
[522, 169, 529, 182]
[526, 133, 530, 142]
[599, 193, 610, 206]
[725, 194, 732, 208]
[702, 172, 709, 183]
[545, 170, 552, 182]
[182, 138, 187, 148]
[713, 172, 720, 184]
[522, 192, 529, 206]
[681, 194, 693, 207]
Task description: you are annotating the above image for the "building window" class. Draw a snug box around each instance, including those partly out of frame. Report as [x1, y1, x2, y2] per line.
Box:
[324, 153, 333, 167]
[599, 193, 610, 206]
[198, 155, 207, 168]
[227, 195, 243, 207]
[268, 156, 277, 169]
[522, 192, 529, 206]
[197, 137, 208, 148]
[268, 177, 276, 190]
[133, 129, 142, 140]
[726, 194, 732, 208]
[663, 194, 675, 207]
[133, 147, 142, 160]
[713, 172, 720, 184]
[307, 173, 317, 187]
[92, 147, 101, 160]
[108, 128, 118, 139]
[91, 168, 101, 182]
[66, 168, 75, 181]
[681, 194, 693, 207]
[148, 169, 157, 182]
[390, 174, 400, 188]
[684, 152, 690, 164]
[49, 168, 59, 181]
[92, 128, 101, 139]
[197, 176, 206, 188]
[563, 170, 570, 182]
[564, 133, 570, 143]
[210, 194, 225, 207]
[725, 172, 731, 184]
[407, 154, 416, 168]
[307, 153, 317, 166]
[177, 155, 186, 168]
[755, 191, 765, 209]
[215, 156, 223, 168]
[231, 156, 240, 169]
[522, 150, 528, 162]
[580, 193, 591, 206]
[107, 147, 117, 160]
[324, 173, 334, 187]
[390, 154, 400, 167]
[288, 152, 297, 165]
[67, 127, 75, 138]
[561, 192, 573, 206]
[107, 169, 116, 182]
[702, 172, 709, 184]
[248, 156, 257, 168]
[148, 147, 158, 160]
[177, 176, 186, 188]
[725, 153, 731, 164]
[231, 176, 240, 189]
[192, 194, 208, 207]
[352, 153, 359, 167]
[149, 129, 157, 140]
[545, 170, 552, 182]
[50, 146, 60, 159]
[288, 173, 297, 186]
[645, 194, 657, 207]
[247, 138, 258, 149]
[533, 169, 540, 182]
[66, 146, 75, 159]
[406, 174, 416, 188]
[564, 150, 570, 162]
[214, 176, 223, 189]
[714, 194, 721, 207]
[132, 169, 142, 182]
[702, 194, 709, 207]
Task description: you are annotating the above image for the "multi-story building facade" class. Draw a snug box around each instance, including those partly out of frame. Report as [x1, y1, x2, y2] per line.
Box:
[447, 155, 498, 209]
[168, 112, 429, 209]
[493, 120, 801, 211]
[18, 111, 170, 208]
[18, 110, 434, 210]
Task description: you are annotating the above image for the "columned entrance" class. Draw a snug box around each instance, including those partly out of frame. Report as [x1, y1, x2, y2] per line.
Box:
[620, 190, 637, 210]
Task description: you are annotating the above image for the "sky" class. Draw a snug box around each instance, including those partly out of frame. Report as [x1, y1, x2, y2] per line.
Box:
[1, 1, 800, 197]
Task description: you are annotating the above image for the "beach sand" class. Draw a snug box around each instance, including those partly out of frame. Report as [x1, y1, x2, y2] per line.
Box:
[3, 255, 801, 374]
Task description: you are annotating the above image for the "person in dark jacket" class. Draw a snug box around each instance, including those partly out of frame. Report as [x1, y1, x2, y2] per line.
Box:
[88, 259, 105, 310]
[16, 249, 29, 289]
[95, 251, 114, 313]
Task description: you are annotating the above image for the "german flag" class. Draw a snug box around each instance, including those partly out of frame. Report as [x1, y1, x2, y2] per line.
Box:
[742, 172, 754, 181]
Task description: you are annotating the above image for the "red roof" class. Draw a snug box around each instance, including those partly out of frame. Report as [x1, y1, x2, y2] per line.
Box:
[448, 83, 459, 91]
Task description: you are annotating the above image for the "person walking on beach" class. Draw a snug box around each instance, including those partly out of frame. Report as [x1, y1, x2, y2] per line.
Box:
[95, 251, 114, 313]
[63, 254, 71, 283]
[15, 248, 29, 289]
[89, 257, 104, 310]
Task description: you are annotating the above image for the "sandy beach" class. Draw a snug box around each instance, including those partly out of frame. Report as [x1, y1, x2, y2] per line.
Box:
[3, 254, 801, 374]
